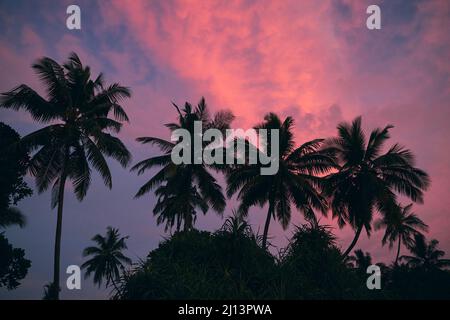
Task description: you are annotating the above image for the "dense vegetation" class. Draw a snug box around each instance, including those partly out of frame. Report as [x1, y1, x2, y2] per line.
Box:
[0, 123, 32, 290]
[115, 218, 450, 300]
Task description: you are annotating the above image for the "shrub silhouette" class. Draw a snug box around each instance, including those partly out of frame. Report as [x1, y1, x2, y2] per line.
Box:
[118, 222, 276, 299]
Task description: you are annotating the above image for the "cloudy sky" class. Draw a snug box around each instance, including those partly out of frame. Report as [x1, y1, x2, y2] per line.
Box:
[0, 0, 449, 299]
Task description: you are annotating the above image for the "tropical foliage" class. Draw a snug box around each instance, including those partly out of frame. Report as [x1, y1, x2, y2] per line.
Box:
[0, 122, 32, 229]
[117, 220, 276, 299]
[82, 227, 132, 292]
[226, 113, 335, 248]
[277, 223, 365, 299]
[375, 203, 428, 264]
[117, 222, 450, 300]
[132, 98, 233, 231]
[2, 53, 449, 300]
[400, 234, 450, 271]
[323, 117, 430, 257]
[0, 233, 31, 290]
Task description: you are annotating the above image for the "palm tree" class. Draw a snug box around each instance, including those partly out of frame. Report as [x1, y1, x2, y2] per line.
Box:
[323, 117, 430, 258]
[132, 98, 233, 231]
[0, 53, 131, 299]
[82, 227, 132, 292]
[346, 249, 372, 272]
[375, 203, 428, 265]
[401, 234, 450, 271]
[226, 113, 336, 249]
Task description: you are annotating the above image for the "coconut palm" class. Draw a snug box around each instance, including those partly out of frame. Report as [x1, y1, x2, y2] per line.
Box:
[375, 203, 428, 265]
[226, 113, 336, 249]
[0, 207, 26, 229]
[323, 117, 430, 257]
[82, 227, 132, 292]
[346, 249, 372, 272]
[132, 98, 233, 231]
[401, 234, 450, 271]
[0, 53, 131, 299]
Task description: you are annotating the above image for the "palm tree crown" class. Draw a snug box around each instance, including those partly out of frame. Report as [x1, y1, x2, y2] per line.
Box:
[132, 98, 234, 231]
[375, 203, 428, 264]
[323, 117, 430, 257]
[401, 234, 450, 271]
[82, 227, 132, 290]
[1, 52, 131, 203]
[226, 113, 336, 249]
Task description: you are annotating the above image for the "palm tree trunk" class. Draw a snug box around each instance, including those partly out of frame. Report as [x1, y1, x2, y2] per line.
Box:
[262, 202, 274, 249]
[52, 156, 68, 300]
[395, 238, 401, 265]
[342, 224, 363, 258]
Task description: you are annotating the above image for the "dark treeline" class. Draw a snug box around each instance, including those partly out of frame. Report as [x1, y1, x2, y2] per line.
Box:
[0, 53, 449, 299]
[115, 218, 450, 299]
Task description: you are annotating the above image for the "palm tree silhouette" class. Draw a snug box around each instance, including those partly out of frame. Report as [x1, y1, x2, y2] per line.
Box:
[0, 53, 131, 299]
[323, 117, 430, 257]
[375, 203, 428, 265]
[346, 249, 372, 272]
[132, 98, 234, 231]
[227, 113, 336, 249]
[82, 227, 132, 292]
[401, 234, 450, 271]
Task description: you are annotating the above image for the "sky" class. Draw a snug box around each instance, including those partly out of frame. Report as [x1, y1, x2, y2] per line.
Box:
[0, 0, 449, 299]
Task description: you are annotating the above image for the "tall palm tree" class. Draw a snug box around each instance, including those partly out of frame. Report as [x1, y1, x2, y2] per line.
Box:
[82, 227, 132, 292]
[323, 117, 430, 258]
[375, 203, 428, 265]
[132, 98, 233, 231]
[401, 234, 450, 271]
[227, 113, 336, 249]
[0, 53, 131, 299]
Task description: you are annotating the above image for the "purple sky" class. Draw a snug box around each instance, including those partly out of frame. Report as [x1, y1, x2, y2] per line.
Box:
[0, 0, 449, 299]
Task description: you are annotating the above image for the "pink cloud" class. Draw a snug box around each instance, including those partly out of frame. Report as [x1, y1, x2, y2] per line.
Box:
[95, 0, 450, 260]
[99, 0, 357, 128]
